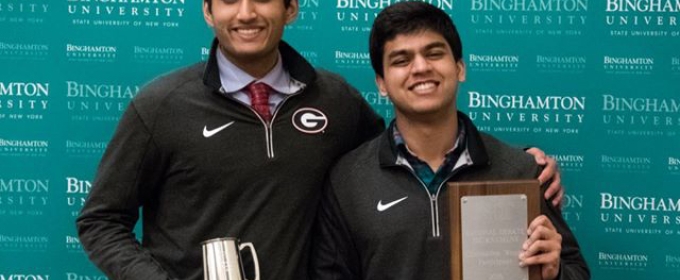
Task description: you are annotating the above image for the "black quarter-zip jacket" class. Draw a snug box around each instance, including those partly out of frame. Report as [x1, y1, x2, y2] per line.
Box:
[76, 39, 384, 280]
[312, 113, 589, 280]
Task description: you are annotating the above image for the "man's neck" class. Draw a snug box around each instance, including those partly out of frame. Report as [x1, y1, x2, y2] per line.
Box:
[395, 111, 459, 171]
[219, 46, 279, 79]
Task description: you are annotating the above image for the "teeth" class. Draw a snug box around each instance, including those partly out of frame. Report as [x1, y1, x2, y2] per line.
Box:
[412, 82, 436, 92]
[237, 28, 260, 35]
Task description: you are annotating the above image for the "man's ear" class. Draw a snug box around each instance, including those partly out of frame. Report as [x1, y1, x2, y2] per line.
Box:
[203, 1, 214, 27]
[457, 60, 466, 82]
[285, 0, 300, 24]
[376, 76, 388, 97]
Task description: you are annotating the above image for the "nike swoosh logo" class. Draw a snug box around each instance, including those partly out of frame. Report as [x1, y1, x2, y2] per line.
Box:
[377, 196, 408, 212]
[203, 121, 235, 138]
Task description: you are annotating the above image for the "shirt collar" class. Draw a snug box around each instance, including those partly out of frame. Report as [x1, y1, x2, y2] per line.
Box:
[391, 119, 473, 190]
[216, 49, 302, 94]
[392, 119, 467, 159]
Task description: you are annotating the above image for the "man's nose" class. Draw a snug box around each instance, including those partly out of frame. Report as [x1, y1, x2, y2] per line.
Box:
[411, 55, 432, 74]
[237, 0, 257, 21]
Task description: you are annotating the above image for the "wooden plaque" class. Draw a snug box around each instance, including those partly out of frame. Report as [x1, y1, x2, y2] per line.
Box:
[448, 180, 541, 280]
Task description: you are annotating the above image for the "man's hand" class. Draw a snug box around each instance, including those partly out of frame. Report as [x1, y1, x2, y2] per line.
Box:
[525, 147, 563, 207]
[519, 215, 562, 280]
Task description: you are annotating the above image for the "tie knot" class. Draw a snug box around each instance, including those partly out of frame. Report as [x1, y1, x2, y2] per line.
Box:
[246, 82, 272, 122]
[247, 82, 271, 99]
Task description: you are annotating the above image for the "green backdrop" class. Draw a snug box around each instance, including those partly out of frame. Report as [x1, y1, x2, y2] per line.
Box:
[1, 0, 679, 279]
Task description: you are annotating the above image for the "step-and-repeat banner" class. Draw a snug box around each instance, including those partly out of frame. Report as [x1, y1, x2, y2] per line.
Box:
[1, 0, 679, 279]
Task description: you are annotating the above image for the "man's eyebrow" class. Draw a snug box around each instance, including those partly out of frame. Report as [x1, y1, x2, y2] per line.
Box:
[386, 49, 409, 60]
[424, 41, 448, 51]
[386, 41, 449, 59]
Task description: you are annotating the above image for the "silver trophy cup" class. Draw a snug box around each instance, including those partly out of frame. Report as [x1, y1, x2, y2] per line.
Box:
[202, 237, 260, 280]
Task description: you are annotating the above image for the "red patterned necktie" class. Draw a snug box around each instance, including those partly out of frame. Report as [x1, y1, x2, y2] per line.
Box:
[246, 82, 272, 122]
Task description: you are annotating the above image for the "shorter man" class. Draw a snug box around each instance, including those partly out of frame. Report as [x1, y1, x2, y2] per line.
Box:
[311, 2, 589, 280]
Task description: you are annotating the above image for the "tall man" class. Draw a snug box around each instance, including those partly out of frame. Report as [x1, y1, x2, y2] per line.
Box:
[311, 2, 589, 280]
[77, 1, 564, 279]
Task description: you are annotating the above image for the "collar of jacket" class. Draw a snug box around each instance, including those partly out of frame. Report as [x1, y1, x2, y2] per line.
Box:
[378, 111, 490, 169]
[202, 38, 317, 90]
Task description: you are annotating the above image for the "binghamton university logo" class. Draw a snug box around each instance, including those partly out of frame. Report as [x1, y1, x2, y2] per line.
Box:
[0, 2, 50, 24]
[66, 44, 117, 63]
[336, 0, 454, 32]
[601, 94, 680, 137]
[603, 56, 654, 75]
[133, 46, 184, 64]
[0, 138, 49, 157]
[598, 251, 649, 270]
[468, 54, 520, 72]
[552, 154, 585, 171]
[605, 0, 680, 37]
[66, 81, 139, 122]
[0, 178, 49, 216]
[600, 154, 652, 173]
[67, 0, 185, 28]
[536, 55, 587, 73]
[0, 41, 49, 60]
[65, 140, 107, 158]
[0, 235, 49, 252]
[466, 91, 585, 135]
[469, 0, 588, 36]
[334, 50, 370, 69]
[599, 192, 680, 236]
[0, 81, 49, 121]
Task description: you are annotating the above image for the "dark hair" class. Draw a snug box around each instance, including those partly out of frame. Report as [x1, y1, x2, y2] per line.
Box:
[204, 0, 293, 12]
[369, 2, 463, 77]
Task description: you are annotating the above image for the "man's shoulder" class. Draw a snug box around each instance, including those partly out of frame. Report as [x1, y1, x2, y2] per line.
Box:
[125, 62, 207, 123]
[478, 132, 538, 175]
[314, 68, 345, 81]
[313, 69, 351, 89]
[330, 132, 383, 177]
[140, 62, 206, 94]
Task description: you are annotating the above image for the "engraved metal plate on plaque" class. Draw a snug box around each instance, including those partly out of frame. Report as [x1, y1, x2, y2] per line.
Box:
[460, 194, 528, 280]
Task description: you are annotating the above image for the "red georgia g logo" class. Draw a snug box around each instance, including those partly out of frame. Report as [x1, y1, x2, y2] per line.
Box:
[292, 108, 328, 134]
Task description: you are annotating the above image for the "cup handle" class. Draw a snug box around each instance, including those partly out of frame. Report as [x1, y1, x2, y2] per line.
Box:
[239, 242, 260, 280]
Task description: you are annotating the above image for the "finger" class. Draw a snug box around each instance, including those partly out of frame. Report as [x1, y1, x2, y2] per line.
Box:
[526, 148, 547, 165]
[544, 166, 561, 201]
[538, 156, 557, 185]
[519, 225, 562, 264]
[523, 231, 562, 257]
[552, 188, 564, 208]
[520, 254, 560, 280]
[520, 248, 561, 268]
[519, 230, 562, 280]
[527, 215, 554, 235]
[524, 228, 556, 254]
[520, 245, 559, 265]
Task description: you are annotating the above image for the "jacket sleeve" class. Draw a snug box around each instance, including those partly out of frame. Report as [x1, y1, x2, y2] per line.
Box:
[540, 182, 591, 280]
[76, 102, 173, 280]
[310, 177, 362, 280]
